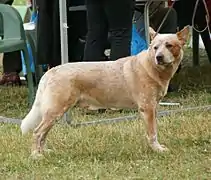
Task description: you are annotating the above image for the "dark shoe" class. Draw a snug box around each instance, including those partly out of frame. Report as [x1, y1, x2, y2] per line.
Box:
[0, 72, 21, 86]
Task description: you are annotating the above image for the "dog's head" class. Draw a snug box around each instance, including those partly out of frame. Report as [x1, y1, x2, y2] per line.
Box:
[148, 26, 189, 68]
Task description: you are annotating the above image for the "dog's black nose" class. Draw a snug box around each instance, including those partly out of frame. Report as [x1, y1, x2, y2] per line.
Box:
[156, 54, 164, 63]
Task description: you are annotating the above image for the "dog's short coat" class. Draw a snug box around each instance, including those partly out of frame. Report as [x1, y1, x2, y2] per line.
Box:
[21, 26, 189, 159]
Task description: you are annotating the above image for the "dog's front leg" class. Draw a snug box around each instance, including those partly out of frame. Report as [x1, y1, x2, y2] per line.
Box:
[141, 106, 168, 152]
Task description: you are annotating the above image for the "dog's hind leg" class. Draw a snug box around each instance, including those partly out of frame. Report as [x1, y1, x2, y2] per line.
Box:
[30, 91, 78, 159]
[31, 107, 73, 159]
[31, 115, 55, 159]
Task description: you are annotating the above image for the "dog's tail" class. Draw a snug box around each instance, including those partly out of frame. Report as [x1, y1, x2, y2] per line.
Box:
[21, 101, 41, 134]
[21, 74, 48, 134]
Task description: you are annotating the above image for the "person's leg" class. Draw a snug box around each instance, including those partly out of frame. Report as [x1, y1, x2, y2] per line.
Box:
[67, 11, 87, 62]
[0, 51, 22, 85]
[36, 2, 53, 65]
[173, 0, 195, 29]
[150, 7, 177, 33]
[195, 0, 211, 63]
[104, 0, 134, 60]
[37, 0, 61, 68]
[3, 51, 22, 73]
[51, 0, 61, 67]
[83, 0, 108, 61]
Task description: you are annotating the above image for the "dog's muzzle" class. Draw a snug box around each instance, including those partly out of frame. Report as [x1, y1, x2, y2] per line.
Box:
[156, 54, 164, 65]
[155, 54, 173, 66]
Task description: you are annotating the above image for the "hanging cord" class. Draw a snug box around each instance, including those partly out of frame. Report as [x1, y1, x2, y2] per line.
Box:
[192, 0, 210, 34]
[154, 0, 177, 37]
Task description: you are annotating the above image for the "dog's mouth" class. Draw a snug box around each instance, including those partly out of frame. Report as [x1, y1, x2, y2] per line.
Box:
[155, 59, 173, 66]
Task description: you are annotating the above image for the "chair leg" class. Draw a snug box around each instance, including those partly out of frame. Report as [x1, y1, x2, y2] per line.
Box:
[23, 46, 35, 107]
[34, 65, 43, 88]
[192, 28, 200, 66]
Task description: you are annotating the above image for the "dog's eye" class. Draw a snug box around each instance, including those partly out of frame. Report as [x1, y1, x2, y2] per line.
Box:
[166, 43, 173, 48]
[154, 46, 158, 50]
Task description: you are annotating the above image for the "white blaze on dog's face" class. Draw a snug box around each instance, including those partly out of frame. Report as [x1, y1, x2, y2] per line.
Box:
[148, 26, 189, 67]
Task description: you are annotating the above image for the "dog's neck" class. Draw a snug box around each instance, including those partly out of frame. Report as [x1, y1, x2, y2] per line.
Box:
[137, 52, 177, 92]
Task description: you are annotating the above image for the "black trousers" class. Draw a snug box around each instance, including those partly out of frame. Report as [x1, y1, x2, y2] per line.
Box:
[83, 0, 134, 61]
[36, 0, 87, 66]
[2, 51, 22, 73]
[36, 0, 61, 67]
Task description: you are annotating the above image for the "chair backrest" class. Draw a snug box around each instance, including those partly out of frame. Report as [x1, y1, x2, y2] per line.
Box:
[0, 4, 26, 41]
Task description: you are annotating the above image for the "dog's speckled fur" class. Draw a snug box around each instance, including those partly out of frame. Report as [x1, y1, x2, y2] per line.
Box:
[21, 26, 189, 159]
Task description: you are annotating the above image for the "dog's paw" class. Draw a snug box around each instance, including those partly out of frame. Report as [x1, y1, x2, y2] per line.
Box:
[151, 143, 169, 152]
[30, 150, 45, 160]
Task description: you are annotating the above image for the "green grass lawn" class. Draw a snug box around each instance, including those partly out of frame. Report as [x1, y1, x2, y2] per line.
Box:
[0, 48, 211, 179]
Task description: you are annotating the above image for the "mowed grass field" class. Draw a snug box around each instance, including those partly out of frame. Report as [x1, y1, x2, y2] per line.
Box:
[0, 1, 210, 179]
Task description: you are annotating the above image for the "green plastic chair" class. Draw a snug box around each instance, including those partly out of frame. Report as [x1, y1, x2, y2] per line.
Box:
[0, 4, 35, 106]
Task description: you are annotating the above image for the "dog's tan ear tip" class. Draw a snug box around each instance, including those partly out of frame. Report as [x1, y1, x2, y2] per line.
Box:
[177, 25, 190, 45]
[183, 25, 190, 34]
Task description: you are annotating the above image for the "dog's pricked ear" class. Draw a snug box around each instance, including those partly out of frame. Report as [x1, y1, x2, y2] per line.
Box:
[149, 27, 156, 40]
[176, 26, 190, 46]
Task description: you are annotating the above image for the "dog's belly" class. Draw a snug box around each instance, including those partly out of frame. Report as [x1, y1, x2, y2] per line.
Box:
[78, 93, 137, 110]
